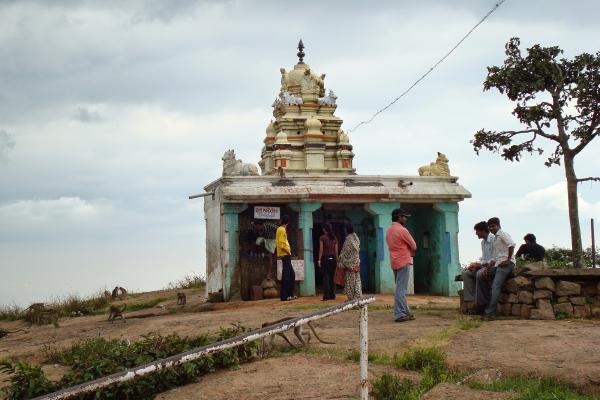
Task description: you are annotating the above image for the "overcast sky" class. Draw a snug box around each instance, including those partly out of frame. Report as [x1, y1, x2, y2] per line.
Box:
[1, 0, 598, 306]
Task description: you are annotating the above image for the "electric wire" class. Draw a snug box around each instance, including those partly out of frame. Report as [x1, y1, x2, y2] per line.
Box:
[347, 0, 507, 133]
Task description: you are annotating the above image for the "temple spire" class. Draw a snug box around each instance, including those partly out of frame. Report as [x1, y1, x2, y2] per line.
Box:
[297, 39, 305, 64]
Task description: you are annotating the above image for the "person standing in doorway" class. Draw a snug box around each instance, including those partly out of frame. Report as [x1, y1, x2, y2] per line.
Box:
[318, 222, 339, 301]
[386, 208, 417, 323]
[482, 217, 516, 320]
[339, 221, 362, 300]
[276, 215, 296, 301]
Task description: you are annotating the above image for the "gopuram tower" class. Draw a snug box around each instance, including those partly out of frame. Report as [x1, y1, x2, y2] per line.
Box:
[259, 40, 355, 175]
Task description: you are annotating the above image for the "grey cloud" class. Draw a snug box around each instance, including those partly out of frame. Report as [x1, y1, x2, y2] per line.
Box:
[72, 107, 103, 123]
[0, 129, 15, 162]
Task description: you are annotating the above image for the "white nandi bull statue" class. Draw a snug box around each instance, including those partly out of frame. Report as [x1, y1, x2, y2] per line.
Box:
[318, 89, 337, 106]
[222, 149, 260, 176]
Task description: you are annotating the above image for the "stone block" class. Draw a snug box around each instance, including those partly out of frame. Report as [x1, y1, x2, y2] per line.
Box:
[534, 277, 555, 291]
[582, 282, 598, 296]
[517, 290, 534, 304]
[499, 292, 509, 303]
[520, 304, 532, 319]
[530, 304, 555, 320]
[555, 281, 581, 296]
[553, 302, 573, 317]
[504, 276, 533, 293]
[592, 306, 600, 318]
[507, 293, 518, 303]
[511, 303, 521, 316]
[500, 303, 512, 316]
[533, 290, 552, 300]
[532, 299, 555, 320]
[557, 297, 569, 303]
[570, 296, 587, 306]
[573, 305, 591, 318]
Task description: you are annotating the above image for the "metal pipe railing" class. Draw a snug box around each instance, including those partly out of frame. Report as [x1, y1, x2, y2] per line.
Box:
[32, 295, 376, 400]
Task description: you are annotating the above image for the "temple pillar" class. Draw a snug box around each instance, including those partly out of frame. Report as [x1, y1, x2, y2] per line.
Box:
[222, 203, 248, 301]
[288, 201, 322, 296]
[432, 202, 461, 296]
[365, 202, 401, 294]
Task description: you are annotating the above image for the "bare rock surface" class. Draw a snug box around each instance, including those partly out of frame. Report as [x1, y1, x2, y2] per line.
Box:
[446, 319, 600, 394]
[421, 383, 516, 400]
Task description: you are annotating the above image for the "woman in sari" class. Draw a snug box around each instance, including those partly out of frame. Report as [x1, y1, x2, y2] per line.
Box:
[338, 221, 362, 300]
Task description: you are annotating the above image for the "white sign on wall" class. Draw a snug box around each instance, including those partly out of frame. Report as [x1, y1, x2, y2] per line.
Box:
[276, 259, 305, 281]
[254, 206, 281, 220]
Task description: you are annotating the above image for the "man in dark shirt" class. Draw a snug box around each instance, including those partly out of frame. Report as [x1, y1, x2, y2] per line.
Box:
[515, 233, 545, 261]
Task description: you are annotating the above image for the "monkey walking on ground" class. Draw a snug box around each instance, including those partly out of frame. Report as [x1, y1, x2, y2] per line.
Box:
[0, 328, 28, 339]
[107, 304, 127, 323]
[260, 317, 335, 355]
[177, 292, 186, 305]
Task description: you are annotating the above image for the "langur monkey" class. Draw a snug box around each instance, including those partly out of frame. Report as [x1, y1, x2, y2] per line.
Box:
[107, 304, 127, 323]
[177, 292, 187, 305]
[261, 317, 335, 354]
[0, 328, 28, 339]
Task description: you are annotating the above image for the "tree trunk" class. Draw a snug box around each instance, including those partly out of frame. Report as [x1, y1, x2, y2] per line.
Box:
[564, 152, 584, 268]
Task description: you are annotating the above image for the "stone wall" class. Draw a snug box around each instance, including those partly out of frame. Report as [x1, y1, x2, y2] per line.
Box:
[495, 272, 600, 320]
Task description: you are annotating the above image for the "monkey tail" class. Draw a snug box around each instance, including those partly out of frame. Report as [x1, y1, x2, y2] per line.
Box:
[120, 304, 127, 312]
[307, 322, 335, 344]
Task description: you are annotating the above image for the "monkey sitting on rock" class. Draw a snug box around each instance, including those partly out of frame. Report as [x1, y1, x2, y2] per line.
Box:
[176, 292, 186, 305]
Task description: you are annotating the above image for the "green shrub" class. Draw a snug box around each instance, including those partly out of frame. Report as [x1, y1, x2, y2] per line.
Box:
[127, 297, 168, 312]
[372, 373, 419, 400]
[545, 246, 598, 269]
[1, 324, 258, 400]
[393, 347, 446, 373]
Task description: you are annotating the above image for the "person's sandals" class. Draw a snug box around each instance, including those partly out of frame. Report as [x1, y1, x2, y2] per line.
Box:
[286, 296, 298, 301]
[395, 315, 412, 323]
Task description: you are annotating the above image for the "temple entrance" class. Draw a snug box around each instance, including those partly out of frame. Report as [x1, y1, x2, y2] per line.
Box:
[312, 204, 376, 295]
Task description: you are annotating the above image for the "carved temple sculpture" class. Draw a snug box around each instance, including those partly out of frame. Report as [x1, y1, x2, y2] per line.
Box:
[259, 40, 355, 175]
[418, 152, 451, 177]
[222, 149, 259, 176]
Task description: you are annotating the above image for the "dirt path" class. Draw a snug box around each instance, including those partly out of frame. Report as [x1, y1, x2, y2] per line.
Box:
[156, 354, 420, 400]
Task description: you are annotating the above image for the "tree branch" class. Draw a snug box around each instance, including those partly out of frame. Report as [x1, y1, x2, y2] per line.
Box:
[534, 121, 560, 142]
[577, 177, 600, 183]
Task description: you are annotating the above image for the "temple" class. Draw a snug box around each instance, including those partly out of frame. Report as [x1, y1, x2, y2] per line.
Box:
[200, 41, 471, 301]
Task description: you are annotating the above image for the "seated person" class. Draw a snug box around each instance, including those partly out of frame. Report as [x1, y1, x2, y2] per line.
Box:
[462, 221, 494, 314]
[515, 233, 545, 262]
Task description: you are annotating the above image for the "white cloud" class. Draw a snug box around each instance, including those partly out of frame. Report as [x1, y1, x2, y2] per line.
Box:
[0, 197, 108, 224]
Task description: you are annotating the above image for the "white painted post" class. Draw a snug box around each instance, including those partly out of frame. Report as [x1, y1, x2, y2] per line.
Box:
[359, 304, 369, 400]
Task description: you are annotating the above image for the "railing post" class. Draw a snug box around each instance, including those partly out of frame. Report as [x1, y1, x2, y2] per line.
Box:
[359, 303, 369, 400]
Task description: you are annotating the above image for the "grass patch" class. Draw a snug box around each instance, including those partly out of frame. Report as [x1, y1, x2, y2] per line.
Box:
[470, 376, 596, 400]
[126, 297, 168, 312]
[1, 324, 258, 400]
[372, 347, 461, 400]
[165, 274, 206, 290]
[346, 349, 394, 365]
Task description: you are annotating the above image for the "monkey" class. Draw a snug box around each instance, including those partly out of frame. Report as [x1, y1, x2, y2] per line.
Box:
[103, 290, 112, 299]
[111, 286, 128, 300]
[177, 292, 186, 305]
[107, 304, 127, 323]
[0, 328, 28, 339]
[260, 317, 335, 354]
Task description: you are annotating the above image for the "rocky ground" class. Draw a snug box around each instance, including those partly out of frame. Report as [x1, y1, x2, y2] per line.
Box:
[1, 290, 600, 399]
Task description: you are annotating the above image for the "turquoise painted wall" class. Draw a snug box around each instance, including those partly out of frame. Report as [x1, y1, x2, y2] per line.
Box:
[289, 202, 321, 296]
[365, 202, 401, 294]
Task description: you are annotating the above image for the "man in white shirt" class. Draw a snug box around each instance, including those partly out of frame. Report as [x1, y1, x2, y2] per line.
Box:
[481, 217, 516, 319]
[462, 221, 494, 315]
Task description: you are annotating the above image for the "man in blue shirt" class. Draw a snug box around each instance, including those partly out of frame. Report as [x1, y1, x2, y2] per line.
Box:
[462, 221, 494, 315]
